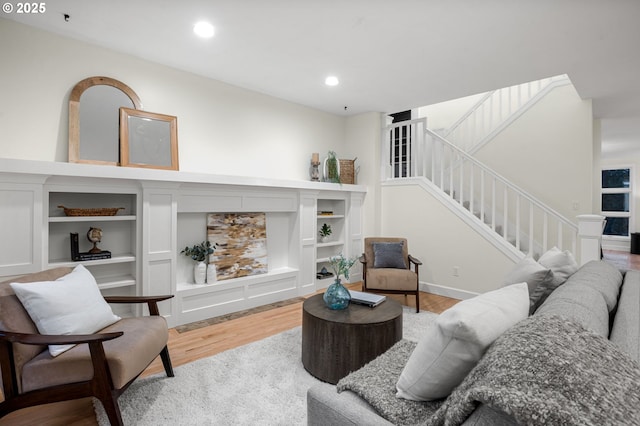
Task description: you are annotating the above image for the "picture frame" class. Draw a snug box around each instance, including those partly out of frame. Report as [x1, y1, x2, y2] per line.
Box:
[119, 107, 179, 170]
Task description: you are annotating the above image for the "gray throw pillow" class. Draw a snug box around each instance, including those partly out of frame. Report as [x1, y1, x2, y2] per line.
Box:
[373, 242, 407, 269]
[503, 256, 557, 314]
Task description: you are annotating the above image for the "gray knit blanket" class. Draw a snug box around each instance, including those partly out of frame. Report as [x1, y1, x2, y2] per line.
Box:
[337, 314, 640, 425]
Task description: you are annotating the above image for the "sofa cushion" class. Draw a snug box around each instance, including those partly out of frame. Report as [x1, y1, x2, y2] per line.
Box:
[372, 242, 407, 269]
[10, 264, 120, 357]
[366, 268, 417, 291]
[610, 270, 640, 363]
[395, 283, 529, 401]
[21, 315, 168, 392]
[503, 256, 556, 313]
[538, 247, 579, 281]
[535, 282, 610, 337]
[563, 260, 622, 312]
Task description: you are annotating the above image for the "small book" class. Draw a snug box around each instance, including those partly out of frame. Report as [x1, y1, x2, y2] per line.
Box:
[70, 232, 80, 260]
[349, 290, 386, 307]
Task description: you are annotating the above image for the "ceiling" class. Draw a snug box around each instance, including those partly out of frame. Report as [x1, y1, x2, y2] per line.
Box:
[5, 0, 640, 153]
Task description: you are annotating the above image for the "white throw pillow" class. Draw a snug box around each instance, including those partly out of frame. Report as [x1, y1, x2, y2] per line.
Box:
[538, 247, 578, 281]
[396, 282, 529, 401]
[11, 264, 121, 357]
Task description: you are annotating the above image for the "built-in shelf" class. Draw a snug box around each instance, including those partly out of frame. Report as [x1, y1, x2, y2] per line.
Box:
[317, 241, 344, 248]
[46, 189, 139, 294]
[49, 215, 136, 223]
[95, 275, 136, 290]
[316, 197, 347, 286]
[48, 254, 136, 268]
[176, 267, 298, 293]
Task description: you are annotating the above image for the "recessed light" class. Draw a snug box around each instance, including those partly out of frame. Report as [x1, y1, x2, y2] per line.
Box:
[194, 21, 214, 38]
[325, 76, 339, 86]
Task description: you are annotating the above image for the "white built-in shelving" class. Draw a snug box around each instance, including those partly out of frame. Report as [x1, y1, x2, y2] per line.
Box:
[315, 197, 347, 287]
[0, 158, 366, 327]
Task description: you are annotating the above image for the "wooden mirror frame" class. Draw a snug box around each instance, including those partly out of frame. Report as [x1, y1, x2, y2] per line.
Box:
[68, 76, 142, 165]
[119, 107, 179, 171]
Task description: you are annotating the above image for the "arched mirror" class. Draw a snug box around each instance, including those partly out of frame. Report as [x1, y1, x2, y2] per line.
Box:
[68, 76, 142, 165]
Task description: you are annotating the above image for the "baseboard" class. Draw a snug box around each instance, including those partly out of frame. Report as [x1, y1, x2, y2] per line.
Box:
[419, 281, 478, 300]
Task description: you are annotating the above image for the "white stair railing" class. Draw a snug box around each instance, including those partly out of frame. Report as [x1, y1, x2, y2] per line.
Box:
[440, 75, 570, 153]
[384, 118, 578, 258]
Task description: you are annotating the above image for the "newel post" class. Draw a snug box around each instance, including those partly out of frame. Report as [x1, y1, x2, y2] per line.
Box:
[577, 214, 605, 266]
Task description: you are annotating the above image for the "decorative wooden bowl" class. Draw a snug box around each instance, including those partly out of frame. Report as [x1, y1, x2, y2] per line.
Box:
[58, 205, 125, 217]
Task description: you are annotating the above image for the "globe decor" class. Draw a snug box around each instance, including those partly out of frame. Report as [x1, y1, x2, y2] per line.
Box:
[323, 253, 357, 310]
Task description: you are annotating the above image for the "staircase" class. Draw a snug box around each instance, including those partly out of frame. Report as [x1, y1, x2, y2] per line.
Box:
[438, 75, 570, 154]
[383, 78, 578, 261]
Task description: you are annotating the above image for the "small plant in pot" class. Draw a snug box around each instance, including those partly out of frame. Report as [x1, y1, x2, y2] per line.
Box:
[319, 223, 332, 242]
[181, 241, 217, 284]
[323, 253, 358, 310]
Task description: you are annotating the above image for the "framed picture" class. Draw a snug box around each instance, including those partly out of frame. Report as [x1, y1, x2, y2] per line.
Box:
[119, 107, 179, 170]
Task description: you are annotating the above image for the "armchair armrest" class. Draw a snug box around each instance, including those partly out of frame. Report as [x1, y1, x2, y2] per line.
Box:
[408, 254, 422, 266]
[0, 329, 123, 346]
[0, 329, 124, 401]
[359, 253, 367, 265]
[103, 295, 173, 304]
[104, 294, 174, 316]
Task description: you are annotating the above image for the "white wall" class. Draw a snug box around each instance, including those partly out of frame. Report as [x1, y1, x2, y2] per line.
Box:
[344, 112, 382, 239]
[0, 19, 347, 181]
[381, 184, 513, 295]
[417, 92, 486, 131]
[474, 84, 593, 221]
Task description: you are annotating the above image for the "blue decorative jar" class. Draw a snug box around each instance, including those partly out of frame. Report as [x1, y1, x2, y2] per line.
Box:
[323, 279, 351, 310]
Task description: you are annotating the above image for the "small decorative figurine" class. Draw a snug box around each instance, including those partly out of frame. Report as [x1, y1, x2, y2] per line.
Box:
[87, 227, 103, 254]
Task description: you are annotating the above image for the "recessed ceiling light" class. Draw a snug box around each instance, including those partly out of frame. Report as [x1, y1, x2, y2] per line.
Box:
[194, 21, 215, 38]
[325, 76, 339, 86]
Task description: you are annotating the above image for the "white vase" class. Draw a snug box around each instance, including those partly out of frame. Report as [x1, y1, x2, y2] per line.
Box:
[194, 261, 206, 284]
[207, 264, 217, 283]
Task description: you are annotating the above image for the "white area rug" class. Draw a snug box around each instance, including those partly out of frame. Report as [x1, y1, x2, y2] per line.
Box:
[95, 307, 437, 425]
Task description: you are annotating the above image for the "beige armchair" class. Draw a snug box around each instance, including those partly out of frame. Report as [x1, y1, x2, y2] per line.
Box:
[360, 237, 422, 312]
[0, 267, 174, 426]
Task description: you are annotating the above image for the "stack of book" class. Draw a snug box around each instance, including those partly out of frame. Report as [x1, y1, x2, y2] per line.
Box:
[70, 232, 112, 261]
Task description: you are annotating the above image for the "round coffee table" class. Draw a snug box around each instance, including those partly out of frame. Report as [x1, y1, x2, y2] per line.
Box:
[301, 294, 403, 384]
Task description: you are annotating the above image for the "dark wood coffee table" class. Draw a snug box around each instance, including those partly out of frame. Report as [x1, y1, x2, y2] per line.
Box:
[301, 294, 403, 384]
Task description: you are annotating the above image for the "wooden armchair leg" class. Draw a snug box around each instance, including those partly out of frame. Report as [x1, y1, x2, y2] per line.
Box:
[160, 346, 174, 377]
[415, 292, 420, 313]
[98, 395, 124, 426]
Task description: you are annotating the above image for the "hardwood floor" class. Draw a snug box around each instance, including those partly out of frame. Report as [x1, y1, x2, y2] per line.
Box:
[0, 284, 459, 426]
[602, 249, 640, 271]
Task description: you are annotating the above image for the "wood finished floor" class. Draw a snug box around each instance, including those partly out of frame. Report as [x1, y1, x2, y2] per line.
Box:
[0, 283, 459, 426]
[602, 249, 640, 271]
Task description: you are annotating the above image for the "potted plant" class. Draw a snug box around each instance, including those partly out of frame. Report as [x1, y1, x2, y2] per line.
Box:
[323, 253, 358, 310]
[181, 241, 217, 284]
[319, 223, 332, 242]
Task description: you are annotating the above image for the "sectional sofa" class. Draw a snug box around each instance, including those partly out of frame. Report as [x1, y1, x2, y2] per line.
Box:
[307, 259, 640, 425]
